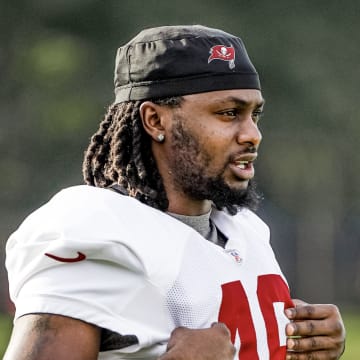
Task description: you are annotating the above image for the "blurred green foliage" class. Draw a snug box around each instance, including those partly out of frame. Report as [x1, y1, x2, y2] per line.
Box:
[0, 0, 359, 312]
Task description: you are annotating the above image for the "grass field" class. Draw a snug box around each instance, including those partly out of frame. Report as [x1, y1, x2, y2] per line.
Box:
[1, 311, 359, 358]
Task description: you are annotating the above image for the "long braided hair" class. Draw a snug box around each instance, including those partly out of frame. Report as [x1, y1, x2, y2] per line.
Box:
[82, 97, 182, 211]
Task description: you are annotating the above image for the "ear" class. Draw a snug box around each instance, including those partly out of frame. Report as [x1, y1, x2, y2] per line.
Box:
[140, 101, 167, 141]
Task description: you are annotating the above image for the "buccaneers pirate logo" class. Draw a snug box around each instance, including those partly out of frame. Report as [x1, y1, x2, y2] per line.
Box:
[208, 45, 235, 69]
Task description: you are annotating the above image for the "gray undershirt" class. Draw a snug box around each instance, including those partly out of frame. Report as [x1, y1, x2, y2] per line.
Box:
[108, 184, 227, 246]
[168, 210, 227, 247]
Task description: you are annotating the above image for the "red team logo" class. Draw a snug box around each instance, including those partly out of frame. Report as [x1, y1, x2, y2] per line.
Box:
[44, 251, 86, 263]
[208, 45, 235, 69]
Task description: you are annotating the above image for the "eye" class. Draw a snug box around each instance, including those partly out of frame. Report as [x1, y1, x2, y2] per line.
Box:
[252, 109, 264, 123]
[217, 109, 239, 118]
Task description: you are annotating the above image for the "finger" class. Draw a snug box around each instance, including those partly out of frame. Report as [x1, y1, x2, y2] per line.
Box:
[287, 336, 338, 352]
[286, 318, 344, 338]
[286, 319, 338, 337]
[166, 327, 187, 349]
[285, 303, 339, 321]
[211, 322, 231, 337]
[292, 299, 308, 307]
[286, 349, 339, 360]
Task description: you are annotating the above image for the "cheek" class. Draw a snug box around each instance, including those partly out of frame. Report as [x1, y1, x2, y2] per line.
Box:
[203, 127, 232, 150]
[174, 117, 232, 171]
[198, 133, 231, 170]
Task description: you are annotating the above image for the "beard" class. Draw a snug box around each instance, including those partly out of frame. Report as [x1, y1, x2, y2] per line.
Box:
[168, 116, 261, 214]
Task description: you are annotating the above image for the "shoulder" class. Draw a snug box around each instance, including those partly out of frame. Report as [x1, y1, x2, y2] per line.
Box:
[234, 208, 269, 234]
[13, 185, 118, 225]
[12, 185, 167, 238]
[211, 207, 270, 243]
[46, 185, 192, 240]
[7, 185, 194, 276]
[6, 186, 197, 314]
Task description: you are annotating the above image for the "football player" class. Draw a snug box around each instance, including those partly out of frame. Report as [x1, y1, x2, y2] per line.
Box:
[5, 25, 345, 360]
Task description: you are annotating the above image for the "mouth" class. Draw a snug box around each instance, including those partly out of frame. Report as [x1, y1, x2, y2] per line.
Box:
[231, 152, 258, 168]
[228, 154, 257, 181]
[234, 160, 252, 170]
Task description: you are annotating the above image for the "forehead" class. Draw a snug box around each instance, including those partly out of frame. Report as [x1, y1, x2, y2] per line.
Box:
[182, 89, 264, 108]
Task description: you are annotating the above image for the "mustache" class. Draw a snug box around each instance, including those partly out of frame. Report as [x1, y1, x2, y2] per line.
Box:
[228, 145, 258, 163]
[244, 144, 257, 153]
[248, 145, 257, 153]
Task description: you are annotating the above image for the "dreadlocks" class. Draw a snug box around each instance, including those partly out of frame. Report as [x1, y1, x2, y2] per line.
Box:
[82, 97, 183, 211]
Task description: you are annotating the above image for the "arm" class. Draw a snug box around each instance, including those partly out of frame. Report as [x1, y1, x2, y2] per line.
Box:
[158, 322, 236, 360]
[3, 313, 101, 360]
[285, 299, 346, 360]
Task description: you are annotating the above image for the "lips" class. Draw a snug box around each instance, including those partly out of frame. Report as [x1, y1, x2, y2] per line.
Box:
[229, 153, 257, 180]
[231, 153, 257, 167]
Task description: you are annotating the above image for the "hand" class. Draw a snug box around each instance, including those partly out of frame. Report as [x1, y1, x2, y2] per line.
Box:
[158, 322, 236, 360]
[285, 299, 346, 360]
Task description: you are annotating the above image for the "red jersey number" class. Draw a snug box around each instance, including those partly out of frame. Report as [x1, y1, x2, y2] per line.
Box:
[218, 274, 293, 360]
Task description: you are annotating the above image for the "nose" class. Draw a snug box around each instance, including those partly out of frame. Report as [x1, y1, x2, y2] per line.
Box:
[236, 116, 262, 148]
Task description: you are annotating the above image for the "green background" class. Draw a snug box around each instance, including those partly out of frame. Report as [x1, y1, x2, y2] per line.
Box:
[0, 0, 359, 357]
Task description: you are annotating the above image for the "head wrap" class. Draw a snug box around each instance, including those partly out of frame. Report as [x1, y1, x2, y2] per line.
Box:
[114, 25, 260, 103]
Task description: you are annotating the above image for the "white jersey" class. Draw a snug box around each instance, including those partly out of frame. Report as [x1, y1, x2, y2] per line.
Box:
[6, 185, 293, 360]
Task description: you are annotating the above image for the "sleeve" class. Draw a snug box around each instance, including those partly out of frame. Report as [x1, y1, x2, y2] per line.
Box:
[5, 190, 165, 350]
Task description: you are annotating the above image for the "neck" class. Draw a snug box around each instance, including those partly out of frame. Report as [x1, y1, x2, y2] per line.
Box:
[166, 191, 212, 216]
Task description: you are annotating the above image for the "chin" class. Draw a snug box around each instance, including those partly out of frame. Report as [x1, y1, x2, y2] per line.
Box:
[229, 180, 250, 191]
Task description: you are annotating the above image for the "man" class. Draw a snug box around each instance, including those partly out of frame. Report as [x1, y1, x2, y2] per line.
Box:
[4, 25, 345, 360]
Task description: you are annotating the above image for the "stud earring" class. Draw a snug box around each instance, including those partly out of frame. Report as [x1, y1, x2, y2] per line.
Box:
[157, 133, 165, 142]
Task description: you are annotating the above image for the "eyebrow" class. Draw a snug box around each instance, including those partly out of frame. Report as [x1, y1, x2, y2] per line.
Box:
[216, 96, 265, 108]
